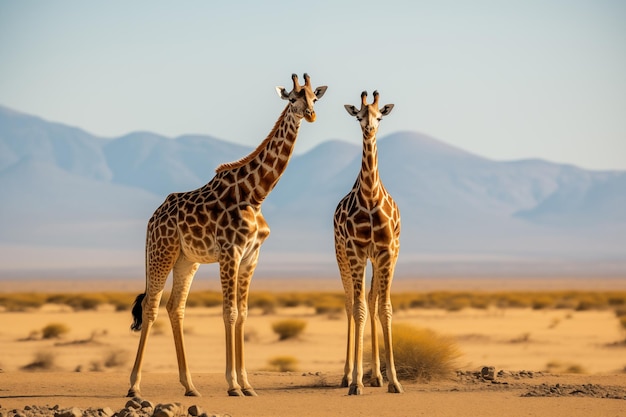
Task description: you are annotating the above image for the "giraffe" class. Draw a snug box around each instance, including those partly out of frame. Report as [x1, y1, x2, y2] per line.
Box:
[333, 90, 403, 395]
[127, 73, 327, 398]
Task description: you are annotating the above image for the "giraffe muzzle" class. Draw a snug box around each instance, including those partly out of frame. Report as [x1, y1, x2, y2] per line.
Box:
[304, 109, 316, 123]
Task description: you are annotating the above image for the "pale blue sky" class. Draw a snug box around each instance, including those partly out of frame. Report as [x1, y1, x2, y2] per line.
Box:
[1, 0, 625, 170]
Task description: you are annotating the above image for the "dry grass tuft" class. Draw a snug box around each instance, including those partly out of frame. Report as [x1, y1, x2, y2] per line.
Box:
[104, 349, 130, 368]
[545, 360, 587, 374]
[267, 355, 299, 372]
[272, 319, 307, 341]
[22, 350, 57, 371]
[368, 323, 461, 381]
[41, 323, 70, 339]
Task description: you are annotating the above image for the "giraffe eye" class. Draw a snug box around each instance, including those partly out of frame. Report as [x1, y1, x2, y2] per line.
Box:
[356, 117, 362, 122]
[377, 117, 382, 122]
[289, 98, 296, 103]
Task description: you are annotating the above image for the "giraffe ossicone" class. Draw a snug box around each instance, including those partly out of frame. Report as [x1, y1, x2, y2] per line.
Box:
[127, 73, 326, 398]
[334, 90, 404, 395]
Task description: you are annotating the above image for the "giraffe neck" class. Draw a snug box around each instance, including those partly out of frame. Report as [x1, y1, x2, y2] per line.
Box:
[215, 105, 302, 205]
[356, 133, 382, 202]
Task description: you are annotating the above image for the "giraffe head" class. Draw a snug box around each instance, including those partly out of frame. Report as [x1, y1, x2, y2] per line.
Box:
[276, 73, 327, 122]
[344, 91, 394, 138]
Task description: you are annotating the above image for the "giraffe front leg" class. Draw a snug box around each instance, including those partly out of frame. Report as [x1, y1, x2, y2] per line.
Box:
[348, 265, 367, 395]
[336, 244, 354, 388]
[340, 271, 354, 388]
[378, 286, 403, 394]
[168, 256, 201, 396]
[220, 251, 244, 397]
[367, 286, 383, 387]
[341, 309, 354, 388]
[235, 252, 260, 396]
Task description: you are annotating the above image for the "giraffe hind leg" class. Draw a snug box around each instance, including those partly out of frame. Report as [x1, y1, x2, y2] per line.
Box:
[168, 256, 201, 396]
[367, 284, 384, 387]
[128, 286, 166, 397]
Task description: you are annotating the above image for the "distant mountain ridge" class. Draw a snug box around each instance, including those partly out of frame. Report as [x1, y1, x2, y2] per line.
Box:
[0, 105, 624, 278]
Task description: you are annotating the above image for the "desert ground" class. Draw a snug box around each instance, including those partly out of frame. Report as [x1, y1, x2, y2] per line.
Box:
[1, 277, 626, 417]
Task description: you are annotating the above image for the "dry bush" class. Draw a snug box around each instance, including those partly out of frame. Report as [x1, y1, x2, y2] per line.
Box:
[312, 295, 344, 315]
[614, 306, 626, 318]
[41, 323, 70, 339]
[276, 292, 309, 308]
[267, 355, 298, 372]
[22, 350, 57, 371]
[368, 323, 461, 381]
[272, 319, 307, 341]
[186, 291, 222, 308]
[0, 293, 47, 311]
[250, 292, 277, 314]
[545, 360, 587, 374]
[531, 296, 555, 310]
[104, 349, 130, 368]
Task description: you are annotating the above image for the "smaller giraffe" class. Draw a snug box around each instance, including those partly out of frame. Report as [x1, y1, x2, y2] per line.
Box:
[333, 90, 403, 395]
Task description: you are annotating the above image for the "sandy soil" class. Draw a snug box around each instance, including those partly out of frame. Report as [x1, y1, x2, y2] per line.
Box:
[1, 302, 625, 416]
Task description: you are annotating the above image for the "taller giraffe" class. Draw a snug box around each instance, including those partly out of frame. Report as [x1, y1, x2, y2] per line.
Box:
[333, 90, 403, 395]
[127, 74, 327, 398]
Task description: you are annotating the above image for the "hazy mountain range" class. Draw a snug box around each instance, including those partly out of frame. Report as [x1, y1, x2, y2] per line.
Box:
[1, 105, 624, 279]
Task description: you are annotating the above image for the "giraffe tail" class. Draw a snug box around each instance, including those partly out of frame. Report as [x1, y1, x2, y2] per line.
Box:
[130, 293, 146, 332]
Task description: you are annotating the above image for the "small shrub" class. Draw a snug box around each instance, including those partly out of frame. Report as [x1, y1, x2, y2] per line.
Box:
[445, 297, 471, 312]
[267, 355, 298, 372]
[250, 292, 277, 314]
[104, 349, 130, 368]
[42, 323, 70, 339]
[368, 323, 461, 381]
[89, 361, 105, 372]
[545, 361, 586, 374]
[22, 350, 57, 371]
[272, 319, 307, 341]
[187, 291, 222, 308]
[313, 296, 344, 315]
[0, 293, 47, 311]
[532, 297, 554, 310]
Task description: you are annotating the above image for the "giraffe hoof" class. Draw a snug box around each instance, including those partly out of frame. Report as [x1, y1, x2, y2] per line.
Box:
[228, 388, 244, 397]
[348, 384, 363, 395]
[242, 388, 258, 397]
[126, 389, 140, 398]
[185, 389, 201, 397]
[370, 375, 383, 387]
[340, 376, 350, 388]
[388, 382, 404, 394]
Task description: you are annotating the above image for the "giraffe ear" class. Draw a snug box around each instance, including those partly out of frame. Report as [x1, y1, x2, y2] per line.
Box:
[344, 105, 359, 116]
[380, 104, 394, 116]
[314, 86, 328, 99]
[276, 86, 290, 100]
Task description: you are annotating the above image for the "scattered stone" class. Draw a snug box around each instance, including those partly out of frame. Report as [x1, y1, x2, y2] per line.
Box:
[139, 401, 153, 410]
[187, 405, 203, 417]
[522, 383, 626, 399]
[153, 403, 184, 417]
[481, 366, 495, 381]
[124, 399, 141, 410]
[54, 406, 82, 417]
[99, 407, 114, 417]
